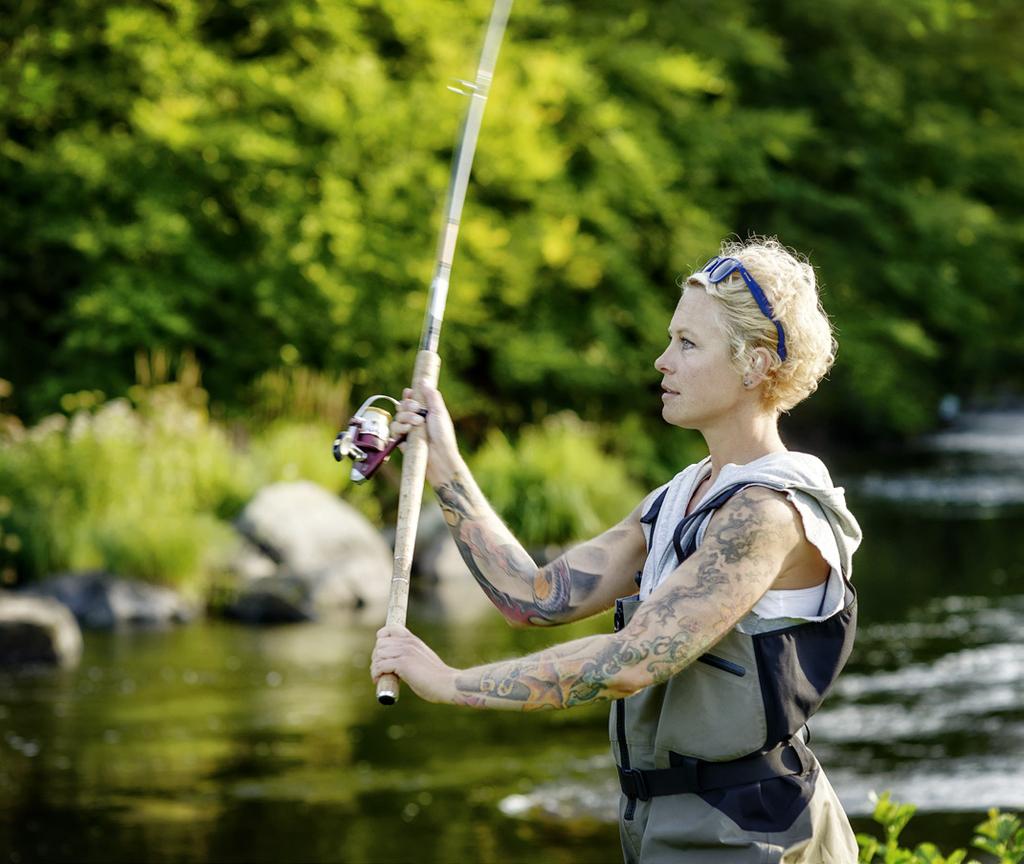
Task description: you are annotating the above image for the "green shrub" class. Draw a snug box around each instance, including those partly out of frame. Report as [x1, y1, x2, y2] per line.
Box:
[0, 381, 254, 589]
[469, 412, 645, 547]
[92, 512, 234, 596]
[0, 364, 382, 590]
[857, 792, 1024, 864]
[973, 809, 1024, 864]
[0, 368, 648, 589]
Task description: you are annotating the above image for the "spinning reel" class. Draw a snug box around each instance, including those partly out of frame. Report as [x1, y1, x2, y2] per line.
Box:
[333, 394, 426, 484]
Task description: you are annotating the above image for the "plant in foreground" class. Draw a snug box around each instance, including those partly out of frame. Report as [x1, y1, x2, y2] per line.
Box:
[857, 792, 1024, 864]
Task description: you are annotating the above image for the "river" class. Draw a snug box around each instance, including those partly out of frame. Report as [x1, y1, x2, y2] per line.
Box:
[2, 411, 1022, 862]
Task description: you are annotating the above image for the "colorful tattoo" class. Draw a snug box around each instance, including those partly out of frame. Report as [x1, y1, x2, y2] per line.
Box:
[451, 487, 790, 710]
[435, 474, 602, 625]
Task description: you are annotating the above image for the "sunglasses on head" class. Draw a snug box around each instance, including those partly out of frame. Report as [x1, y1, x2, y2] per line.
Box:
[699, 257, 788, 361]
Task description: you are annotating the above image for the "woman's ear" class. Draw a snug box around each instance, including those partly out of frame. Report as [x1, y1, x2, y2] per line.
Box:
[745, 348, 774, 386]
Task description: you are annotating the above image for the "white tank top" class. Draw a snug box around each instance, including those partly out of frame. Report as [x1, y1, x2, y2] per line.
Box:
[753, 582, 828, 619]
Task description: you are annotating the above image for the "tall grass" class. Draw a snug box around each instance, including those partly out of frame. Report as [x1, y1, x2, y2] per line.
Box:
[0, 369, 252, 590]
[246, 365, 352, 429]
[0, 354, 373, 590]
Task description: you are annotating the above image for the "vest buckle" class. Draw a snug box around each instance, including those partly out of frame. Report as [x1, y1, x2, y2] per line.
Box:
[618, 767, 651, 802]
[673, 755, 702, 791]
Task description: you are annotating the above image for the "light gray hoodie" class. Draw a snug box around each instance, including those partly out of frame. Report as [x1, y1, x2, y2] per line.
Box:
[638, 451, 863, 624]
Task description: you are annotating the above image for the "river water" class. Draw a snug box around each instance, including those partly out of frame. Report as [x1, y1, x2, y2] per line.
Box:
[2, 411, 1022, 862]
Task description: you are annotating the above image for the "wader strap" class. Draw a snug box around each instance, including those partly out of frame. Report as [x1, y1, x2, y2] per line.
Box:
[613, 597, 638, 820]
[617, 738, 811, 802]
[640, 487, 669, 526]
[671, 482, 751, 563]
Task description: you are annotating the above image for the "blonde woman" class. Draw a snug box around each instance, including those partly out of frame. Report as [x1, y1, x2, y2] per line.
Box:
[372, 236, 862, 863]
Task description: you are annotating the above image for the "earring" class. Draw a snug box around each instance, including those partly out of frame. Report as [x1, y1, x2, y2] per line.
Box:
[743, 378, 752, 388]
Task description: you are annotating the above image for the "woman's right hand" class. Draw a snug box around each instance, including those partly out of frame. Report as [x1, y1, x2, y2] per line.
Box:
[389, 384, 461, 485]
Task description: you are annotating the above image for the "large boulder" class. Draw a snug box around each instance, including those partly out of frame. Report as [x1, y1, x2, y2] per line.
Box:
[226, 481, 391, 623]
[21, 572, 197, 629]
[0, 592, 83, 668]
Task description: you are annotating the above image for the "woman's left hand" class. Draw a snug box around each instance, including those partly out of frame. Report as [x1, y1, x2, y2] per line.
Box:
[371, 624, 458, 704]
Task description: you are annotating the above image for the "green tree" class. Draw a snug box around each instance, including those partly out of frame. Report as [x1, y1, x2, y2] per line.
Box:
[2, 0, 1022, 451]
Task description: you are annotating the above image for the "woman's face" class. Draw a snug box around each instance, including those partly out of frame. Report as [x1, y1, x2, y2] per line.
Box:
[654, 287, 745, 429]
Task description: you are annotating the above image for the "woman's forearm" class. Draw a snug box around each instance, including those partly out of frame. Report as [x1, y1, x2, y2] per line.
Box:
[394, 386, 607, 625]
[433, 464, 609, 627]
[433, 465, 578, 626]
[450, 631, 639, 711]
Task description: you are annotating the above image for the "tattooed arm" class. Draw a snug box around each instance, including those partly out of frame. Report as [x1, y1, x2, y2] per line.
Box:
[372, 486, 807, 710]
[390, 384, 646, 627]
[435, 469, 648, 627]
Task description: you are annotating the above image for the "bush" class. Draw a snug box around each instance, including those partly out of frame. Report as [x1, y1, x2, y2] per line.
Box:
[248, 418, 382, 524]
[857, 792, 1024, 864]
[469, 412, 645, 547]
[0, 360, 377, 590]
[0, 366, 647, 589]
[0, 380, 253, 589]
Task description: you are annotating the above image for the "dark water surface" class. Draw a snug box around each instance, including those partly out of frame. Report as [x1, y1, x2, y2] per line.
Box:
[3, 412, 1023, 863]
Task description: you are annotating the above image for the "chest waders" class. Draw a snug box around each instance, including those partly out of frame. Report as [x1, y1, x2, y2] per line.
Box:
[611, 483, 859, 864]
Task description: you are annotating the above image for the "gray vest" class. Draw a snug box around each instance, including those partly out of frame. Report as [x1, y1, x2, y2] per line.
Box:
[610, 476, 859, 862]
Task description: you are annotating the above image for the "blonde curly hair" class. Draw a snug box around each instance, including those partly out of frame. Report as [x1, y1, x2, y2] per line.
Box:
[682, 236, 838, 414]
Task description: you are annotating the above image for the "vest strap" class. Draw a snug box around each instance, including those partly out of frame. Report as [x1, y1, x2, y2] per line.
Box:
[617, 738, 810, 802]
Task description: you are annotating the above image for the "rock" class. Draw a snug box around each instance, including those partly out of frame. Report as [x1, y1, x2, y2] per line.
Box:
[405, 501, 464, 581]
[0, 591, 83, 668]
[222, 575, 316, 624]
[417, 529, 470, 587]
[228, 482, 392, 621]
[223, 535, 278, 582]
[423, 558, 502, 623]
[21, 572, 198, 629]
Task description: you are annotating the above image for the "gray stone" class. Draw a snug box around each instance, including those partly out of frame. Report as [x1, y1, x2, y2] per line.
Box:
[380, 499, 448, 560]
[228, 482, 391, 621]
[222, 535, 278, 582]
[222, 575, 315, 624]
[412, 501, 453, 562]
[21, 572, 198, 629]
[0, 592, 83, 667]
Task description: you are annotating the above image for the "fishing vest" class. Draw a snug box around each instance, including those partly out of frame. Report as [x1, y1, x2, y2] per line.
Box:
[609, 480, 858, 862]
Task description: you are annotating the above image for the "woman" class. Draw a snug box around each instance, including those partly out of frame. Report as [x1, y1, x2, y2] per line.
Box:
[372, 236, 862, 863]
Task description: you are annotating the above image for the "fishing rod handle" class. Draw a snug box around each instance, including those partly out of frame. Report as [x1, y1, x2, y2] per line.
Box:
[376, 349, 442, 706]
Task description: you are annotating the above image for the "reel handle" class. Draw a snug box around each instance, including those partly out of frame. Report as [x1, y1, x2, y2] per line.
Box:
[376, 349, 441, 705]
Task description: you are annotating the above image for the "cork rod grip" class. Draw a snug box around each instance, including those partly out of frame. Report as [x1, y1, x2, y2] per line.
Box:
[376, 349, 442, 705]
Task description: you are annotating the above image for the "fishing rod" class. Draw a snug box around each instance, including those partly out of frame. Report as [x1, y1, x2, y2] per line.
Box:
[334, 0, 514, 705]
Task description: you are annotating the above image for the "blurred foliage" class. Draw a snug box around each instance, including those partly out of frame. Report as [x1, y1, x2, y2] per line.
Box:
[470, 412, 645, 546]
[245, 365, 352, 429]
[0, 362, 379, 588]
[0, 387, 248, 590]
[0, 364, 642, 584]
[2, 0, 1023, 452]
[973, 809, 1024, 864]
[857, 792, 1024, 864]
